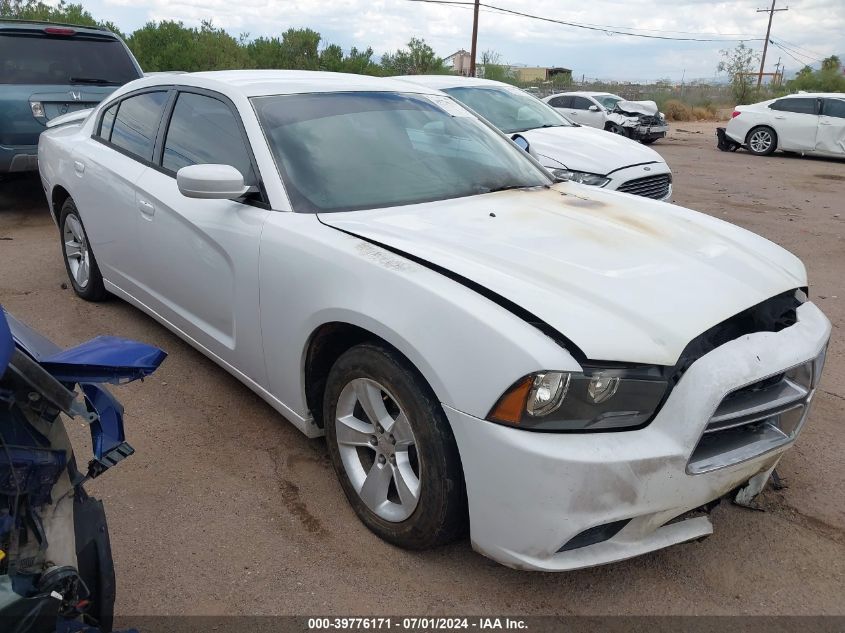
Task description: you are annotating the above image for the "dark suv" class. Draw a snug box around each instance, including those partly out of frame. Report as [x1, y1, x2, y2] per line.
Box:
[0, 20, 142, 173]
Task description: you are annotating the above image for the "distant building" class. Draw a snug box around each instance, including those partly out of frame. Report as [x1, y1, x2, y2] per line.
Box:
[510, 65, 572, 84]
[445, 49, 473, 76]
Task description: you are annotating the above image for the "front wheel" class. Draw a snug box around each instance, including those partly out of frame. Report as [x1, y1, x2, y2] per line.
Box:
[60, 198, 108, 301]
[746, 126, 777, 156]
[606, 123, 628, 137]
[323, 343, 466, 549]
[641, 138, 659, 145]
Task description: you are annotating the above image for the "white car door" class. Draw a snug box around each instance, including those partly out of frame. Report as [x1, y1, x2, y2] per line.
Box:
[130, 89, 270, 382]
[566, 96, 605, 128]
[816, 97, 845, 156]
[768, 97, 820, 152]
[71, 90, 171, 293]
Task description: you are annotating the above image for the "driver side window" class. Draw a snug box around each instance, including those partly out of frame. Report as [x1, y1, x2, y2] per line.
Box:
[161, 91, 257, 187]
[570, 97, 593, 110]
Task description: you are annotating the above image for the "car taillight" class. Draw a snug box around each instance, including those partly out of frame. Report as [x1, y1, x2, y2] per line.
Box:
[43, 27, 76, 35]
[731, 110, 741, 118]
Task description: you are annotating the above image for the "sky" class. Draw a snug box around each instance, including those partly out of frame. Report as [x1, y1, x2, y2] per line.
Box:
[75, 0, 844, 81]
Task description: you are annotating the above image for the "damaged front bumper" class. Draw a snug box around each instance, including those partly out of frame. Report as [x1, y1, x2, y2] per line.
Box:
[629, 123, 668, 141]
[445, 302, 830, 571]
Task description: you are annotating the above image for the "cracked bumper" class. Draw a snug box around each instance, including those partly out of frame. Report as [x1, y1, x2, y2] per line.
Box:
[445, 302, 830, 571]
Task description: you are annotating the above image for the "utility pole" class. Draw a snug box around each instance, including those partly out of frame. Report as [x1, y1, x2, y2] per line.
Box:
[469, 0, 480, 77]
[756, 0, 788, 89]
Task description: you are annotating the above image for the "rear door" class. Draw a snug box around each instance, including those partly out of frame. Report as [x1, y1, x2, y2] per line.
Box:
[768, 97, 820, 151]
[131, 89, 270, 381]
[816, 97, 845, 156]
[547, 95, 572, 117]
[72, 89, 171, 293]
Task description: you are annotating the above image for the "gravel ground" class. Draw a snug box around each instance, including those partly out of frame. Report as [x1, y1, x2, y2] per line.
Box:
[0, 120, 843, 616]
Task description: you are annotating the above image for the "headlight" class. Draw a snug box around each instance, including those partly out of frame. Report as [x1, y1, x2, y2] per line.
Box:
[550, 168, 610, 187]
[488, 365, 669, 431]
[30, 101, 46, 118]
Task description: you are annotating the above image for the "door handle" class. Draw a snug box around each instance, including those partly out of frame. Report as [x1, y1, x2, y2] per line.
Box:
[73, 160, 85, 175]
[774, 115, 786, 120]
[137, 198, 155, 217]
[819, 121, 832, 126]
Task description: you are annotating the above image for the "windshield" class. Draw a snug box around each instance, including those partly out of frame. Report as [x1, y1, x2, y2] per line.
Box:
[442, 85, 573, 134]
[0, 34, 140, 85]
[594, 95, 622, 110]
[253, 91, 551, 213]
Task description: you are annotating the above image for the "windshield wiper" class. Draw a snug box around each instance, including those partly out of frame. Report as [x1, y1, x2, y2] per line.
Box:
[69, 77, 119, 85]
[478, 184, 534, 194]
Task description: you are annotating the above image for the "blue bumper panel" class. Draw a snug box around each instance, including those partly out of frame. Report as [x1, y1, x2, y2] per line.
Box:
[40, 336, 166, 384]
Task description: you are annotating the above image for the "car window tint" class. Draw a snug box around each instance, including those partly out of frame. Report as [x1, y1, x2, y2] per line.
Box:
[822, 98, 845, 119]
[570, 96, 593, 110]
[253, 91, 550, 213]
[110, 91, 168, 161]
[770, 98, 818, 115]
[162, 92, 256, 185]
[548, 96, 570, 108]
[98, 102, 118, 141]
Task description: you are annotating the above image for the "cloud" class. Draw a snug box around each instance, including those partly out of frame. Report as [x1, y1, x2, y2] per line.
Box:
[85, 0, 843, 80]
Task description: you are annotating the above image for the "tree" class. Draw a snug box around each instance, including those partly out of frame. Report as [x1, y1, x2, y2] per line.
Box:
[821, 55, 841, 72]
[1, 0, 124, 37]
[480, 50, 513, 83]
[717, 42, 761, 104]
[126, 20, 247, 71]
[380, 38, 447, 75]
[279, 27, 321, 69]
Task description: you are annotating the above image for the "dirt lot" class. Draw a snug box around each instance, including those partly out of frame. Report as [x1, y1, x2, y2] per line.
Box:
[1, 121, 843, 616]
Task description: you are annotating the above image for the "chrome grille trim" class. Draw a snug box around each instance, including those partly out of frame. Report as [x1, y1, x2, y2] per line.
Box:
[616, 174, 672, 200]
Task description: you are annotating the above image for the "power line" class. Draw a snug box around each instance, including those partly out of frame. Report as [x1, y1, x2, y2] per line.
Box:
[771, 38, 825, 63]
[402, 0, 764, 42]
[773, 37, 828, 61]
[770, 40, 816, 68]
[755, 0, 788, 89]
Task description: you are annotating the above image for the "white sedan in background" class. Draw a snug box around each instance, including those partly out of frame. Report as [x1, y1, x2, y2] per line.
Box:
[726, 92, 845, 156]
[395, 76, 673, 200]
[543, 91, 669, 143]
[39, 71, 829, 571]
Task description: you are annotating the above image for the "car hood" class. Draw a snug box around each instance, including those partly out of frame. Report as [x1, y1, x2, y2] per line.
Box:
[319, 184, 806, 366]
[522, 125, 665, 174]
[615, 100, 659, 116]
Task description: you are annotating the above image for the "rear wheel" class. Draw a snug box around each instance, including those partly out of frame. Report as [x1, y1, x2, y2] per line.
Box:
[746, 126, 777, 156]
[323, 343, 466, 549]
[60, 198, 107, 301]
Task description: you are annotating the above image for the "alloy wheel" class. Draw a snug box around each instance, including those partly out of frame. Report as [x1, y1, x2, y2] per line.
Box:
[334, 378, 421, 522]
[749, 129, 773, 154]
[63, 214, 91, 289]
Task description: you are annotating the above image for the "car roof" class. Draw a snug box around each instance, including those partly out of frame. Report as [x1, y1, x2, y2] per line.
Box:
[0, 19, 116, 37]
[124, 70, 445, 98]
[775, 92, 845, 99]
[392, 75, 513, 90]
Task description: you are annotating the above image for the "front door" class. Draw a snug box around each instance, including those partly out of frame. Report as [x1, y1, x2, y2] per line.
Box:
[816, 98, 845, 156]
[131, 90, 270, 381]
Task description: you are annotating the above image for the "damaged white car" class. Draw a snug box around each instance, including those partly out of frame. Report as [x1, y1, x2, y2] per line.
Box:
[396, 76, 672, 200]
[38, 71, 830, 571]
[725, 93, 845, 157]
[545, 91, 669, 144]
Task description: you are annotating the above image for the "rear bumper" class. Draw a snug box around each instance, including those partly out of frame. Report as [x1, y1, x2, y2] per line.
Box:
[0, 144, 38, 173]
[445, 302, 830, 571]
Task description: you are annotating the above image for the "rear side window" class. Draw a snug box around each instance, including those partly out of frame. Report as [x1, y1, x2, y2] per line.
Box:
[161, 92, 256, 185]
[770, 98, 819, 115]
[548, 96, 571, 108]
[0, 33, 140, 85]
[822, 98, 845, 119]
[110, 91, 168, 161]
[98, 102, 118, 141]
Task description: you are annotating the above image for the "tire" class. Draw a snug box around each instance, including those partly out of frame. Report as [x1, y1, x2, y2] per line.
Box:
[605, 123, 628, 137]
[60, 198, 108, 301]
[746, 126, 777, 156]
[641, 138, 659, 145]
[323, 343, 466, 549]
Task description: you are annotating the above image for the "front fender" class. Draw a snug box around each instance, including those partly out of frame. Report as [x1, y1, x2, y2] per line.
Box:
[259, 214, 580, 423]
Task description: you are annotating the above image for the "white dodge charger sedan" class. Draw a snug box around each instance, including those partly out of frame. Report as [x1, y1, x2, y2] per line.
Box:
[394, 76, 673, 201]
[726, 92, 845, 157]
[38, 71, 830, 571]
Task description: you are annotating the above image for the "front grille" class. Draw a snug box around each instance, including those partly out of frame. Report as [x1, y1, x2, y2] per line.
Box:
[687, 347, 827, 474]
[638, 114, 663, 126]
[617, 173, 672, 200]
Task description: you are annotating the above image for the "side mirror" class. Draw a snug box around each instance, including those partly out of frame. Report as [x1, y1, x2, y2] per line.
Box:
[588, 105, 600, 112]
[177, 164, 249, 200]
[511, 134, 530, 152]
